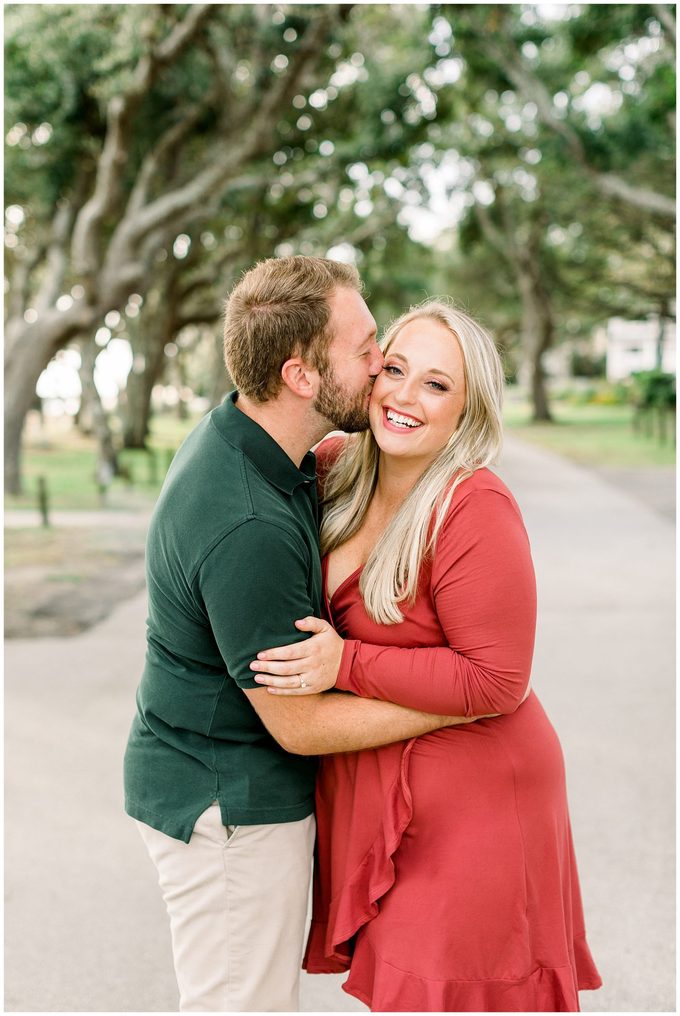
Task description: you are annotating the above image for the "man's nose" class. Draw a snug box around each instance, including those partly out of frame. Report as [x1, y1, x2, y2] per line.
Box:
[369, 345, 384, 377]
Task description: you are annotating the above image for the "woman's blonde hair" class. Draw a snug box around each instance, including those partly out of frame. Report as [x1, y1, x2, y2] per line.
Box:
[320, 299, 505, 625]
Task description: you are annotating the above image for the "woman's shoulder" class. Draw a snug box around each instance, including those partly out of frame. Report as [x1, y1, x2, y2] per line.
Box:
[445, 466, 524, 523]
[313, 432, 348, 471]
[313, 433, 353, 495]
[313, 432, 347, 461]
[431, 468, 531, 579]
[456, 465, 514, 498]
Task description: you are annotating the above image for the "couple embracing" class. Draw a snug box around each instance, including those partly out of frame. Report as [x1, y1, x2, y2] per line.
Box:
[124, 255, 601, 1013]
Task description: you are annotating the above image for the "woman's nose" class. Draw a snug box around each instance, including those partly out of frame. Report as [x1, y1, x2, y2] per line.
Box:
[393, 378, 418, 405]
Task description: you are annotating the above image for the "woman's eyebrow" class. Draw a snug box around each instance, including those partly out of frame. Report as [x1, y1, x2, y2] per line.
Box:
[386, 353, 455, 385]
[428, 368, 455, 384]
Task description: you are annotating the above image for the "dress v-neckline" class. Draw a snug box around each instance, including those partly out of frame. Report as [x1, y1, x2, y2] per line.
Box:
[322, 555, 364, 614]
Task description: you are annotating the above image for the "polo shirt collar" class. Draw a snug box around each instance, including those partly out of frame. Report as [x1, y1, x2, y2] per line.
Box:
[212, 392, 317, 494]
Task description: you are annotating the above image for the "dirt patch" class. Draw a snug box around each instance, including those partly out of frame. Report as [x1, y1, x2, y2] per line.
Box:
[5, 525, 147, 638]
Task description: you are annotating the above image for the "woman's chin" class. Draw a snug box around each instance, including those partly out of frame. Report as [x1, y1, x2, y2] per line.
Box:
[373, 432, 422, 459]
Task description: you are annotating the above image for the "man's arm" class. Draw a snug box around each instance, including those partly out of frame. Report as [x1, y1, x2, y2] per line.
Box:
[243, 687, 472, 755]
[198, 519, 469, 755]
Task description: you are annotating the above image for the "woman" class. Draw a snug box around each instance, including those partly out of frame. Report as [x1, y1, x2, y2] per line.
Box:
[252, 301, 601, 1012]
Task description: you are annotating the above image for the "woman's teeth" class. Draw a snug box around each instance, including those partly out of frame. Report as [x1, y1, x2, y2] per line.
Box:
[386, 409, 422, 429]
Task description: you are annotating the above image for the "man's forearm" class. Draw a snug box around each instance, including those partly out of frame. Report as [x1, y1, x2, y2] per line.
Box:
[244, 686, 473, 755]
[294, 692, 471, 754]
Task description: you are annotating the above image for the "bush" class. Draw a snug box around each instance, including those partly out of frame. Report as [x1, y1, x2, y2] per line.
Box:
[591, 383, 630, 406]
[629, 370, 676, 409]
[570, 351, 606, 378]
[556, 382, 630, 406]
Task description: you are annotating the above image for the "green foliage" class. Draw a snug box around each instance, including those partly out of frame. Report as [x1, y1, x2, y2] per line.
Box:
[629, 369, 676, 408]
[4, 2, 676, 451]
[570, 351, 606, 379]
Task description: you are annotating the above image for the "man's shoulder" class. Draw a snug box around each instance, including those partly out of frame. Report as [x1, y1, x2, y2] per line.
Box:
[153, 413, 250, 522]
[149, 413, 305, 564]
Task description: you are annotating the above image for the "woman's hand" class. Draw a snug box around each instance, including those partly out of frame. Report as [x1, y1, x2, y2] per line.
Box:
[250, 617, 344, 695]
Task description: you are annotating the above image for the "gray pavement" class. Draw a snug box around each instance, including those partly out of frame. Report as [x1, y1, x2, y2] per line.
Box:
[4, 508, 154, 529]
[5, 435, 675, 1013]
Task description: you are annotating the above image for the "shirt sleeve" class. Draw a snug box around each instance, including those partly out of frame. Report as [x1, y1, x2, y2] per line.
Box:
[334, 488, 537, 716]
[197, 518, 316, 689]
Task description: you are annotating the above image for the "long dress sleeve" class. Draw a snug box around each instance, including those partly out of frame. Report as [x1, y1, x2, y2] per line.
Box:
[334, 484, 537, 716]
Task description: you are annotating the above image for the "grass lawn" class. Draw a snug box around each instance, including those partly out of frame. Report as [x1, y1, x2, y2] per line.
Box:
[5, 398, 675, 514]
[5, 411, 200, 512]
[504, 397, 676, 469]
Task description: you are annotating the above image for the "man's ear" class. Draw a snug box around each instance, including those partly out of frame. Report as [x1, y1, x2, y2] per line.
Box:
[280, 357, 319, 401]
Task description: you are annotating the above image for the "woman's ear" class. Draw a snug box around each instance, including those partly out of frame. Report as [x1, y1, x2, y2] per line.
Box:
[280, 357, 319, 401]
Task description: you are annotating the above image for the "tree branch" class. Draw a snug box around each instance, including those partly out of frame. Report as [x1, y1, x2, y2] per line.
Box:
[596, 171, 677, 218]
[473, 195, 512, 262]
[653, 4, 676, 49]
[34, 194, 83, 314]
[126, 90, 220, 219]
[176, 305, 224, 329]
[487, 38, 587, 163]
[71, 4, 215, 290]
[6, 242, 46, 323]
[486, 31, 676, 220]
[121, 11, 335, 247]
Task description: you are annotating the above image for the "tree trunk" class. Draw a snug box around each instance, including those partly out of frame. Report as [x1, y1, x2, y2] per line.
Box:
[529, 350, 553, 423]
[121, 316, 171, 448]
[209, 331, 231, 408]
[122, 366, 160, 448]
[77, 337, 121, 474]
[4, 330, 65, 496]
[75, 338, 99, 435]
[4, 302, 95, 493]
[656, 301, 668, 370]
[517, 262, 554, 423]
[176, 354, 190, 420]
[4, 391, 29, 497]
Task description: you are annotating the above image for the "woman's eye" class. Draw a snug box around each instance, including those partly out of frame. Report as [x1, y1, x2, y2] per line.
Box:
[427, 380, 448, 392]
[383, 364, 402, 376]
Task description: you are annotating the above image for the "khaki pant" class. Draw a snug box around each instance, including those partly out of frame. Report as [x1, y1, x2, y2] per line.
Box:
[136, 804, 315, 1012]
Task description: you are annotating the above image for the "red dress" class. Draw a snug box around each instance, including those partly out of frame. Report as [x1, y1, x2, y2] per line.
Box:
[303, 440, 602, 1012]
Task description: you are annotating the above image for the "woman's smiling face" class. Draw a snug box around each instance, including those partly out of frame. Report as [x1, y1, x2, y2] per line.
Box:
[369, 316, 466, 464]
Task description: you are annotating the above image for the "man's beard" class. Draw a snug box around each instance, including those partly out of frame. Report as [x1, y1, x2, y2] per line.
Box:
[314, 364, 372, 433]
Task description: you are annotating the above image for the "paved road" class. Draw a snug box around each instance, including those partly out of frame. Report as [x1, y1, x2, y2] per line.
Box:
[5, 436, 674, 1012]
[4, 508, 154, 529]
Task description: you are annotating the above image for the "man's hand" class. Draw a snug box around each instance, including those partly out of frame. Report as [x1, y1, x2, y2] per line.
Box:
[250, 616, 342, 695]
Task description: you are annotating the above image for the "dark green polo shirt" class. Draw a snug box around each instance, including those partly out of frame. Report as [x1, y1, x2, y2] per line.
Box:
[124, 393, 321, 842]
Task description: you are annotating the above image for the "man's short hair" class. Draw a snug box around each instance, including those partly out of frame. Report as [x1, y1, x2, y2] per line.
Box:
[223, 255, 362, 402]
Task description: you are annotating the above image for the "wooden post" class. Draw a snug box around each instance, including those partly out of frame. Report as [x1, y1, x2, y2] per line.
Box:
[37, 475, 50, 528]
[95, 458, 114, 507]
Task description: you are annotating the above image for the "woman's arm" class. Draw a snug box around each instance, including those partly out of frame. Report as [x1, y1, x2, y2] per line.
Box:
[251, 488, 536, 717]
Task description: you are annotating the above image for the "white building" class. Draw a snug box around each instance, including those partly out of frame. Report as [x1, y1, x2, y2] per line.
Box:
[594, 316, 676, 382]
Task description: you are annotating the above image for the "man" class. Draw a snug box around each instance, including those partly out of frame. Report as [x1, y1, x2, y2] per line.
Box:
[124, 255, 461, 1012]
